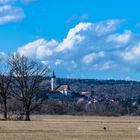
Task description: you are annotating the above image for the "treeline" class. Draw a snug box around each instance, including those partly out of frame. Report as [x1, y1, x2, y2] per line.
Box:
[56, 78, 140, 97]
[39, 98, 140, 116]
[0, 53, 49, 121]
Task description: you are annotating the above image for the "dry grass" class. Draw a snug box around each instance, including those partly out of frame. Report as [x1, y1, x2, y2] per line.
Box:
[0, 115, 140, 140]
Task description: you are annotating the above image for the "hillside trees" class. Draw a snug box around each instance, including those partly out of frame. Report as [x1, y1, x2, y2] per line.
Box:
[8, 54, 50, 121]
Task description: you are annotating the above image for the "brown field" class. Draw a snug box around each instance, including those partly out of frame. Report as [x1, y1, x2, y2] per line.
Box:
[0, 115, 140, 140]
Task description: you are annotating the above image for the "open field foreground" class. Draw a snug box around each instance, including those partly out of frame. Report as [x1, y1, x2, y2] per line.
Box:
[0, 116, 140, 140]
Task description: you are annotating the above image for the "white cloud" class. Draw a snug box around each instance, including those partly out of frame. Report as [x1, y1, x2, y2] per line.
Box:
[0, 5, 24, 24]
[0, 52, 7, 61]
[83, 52, 105, 65]
[18, 38, 59, 59]
[0, 0, 37, 25]
[96, 61, 114, 71]
[123, 43, 140, 62]
[93, 19, 123, 36]
[17, 19, 140, 78]
[107, 30, 132, 45]
[55, 22, 91, 52]
[55, 59, 62, 66]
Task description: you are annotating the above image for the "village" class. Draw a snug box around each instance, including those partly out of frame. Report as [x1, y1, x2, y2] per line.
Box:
[42, 72, 140, 116]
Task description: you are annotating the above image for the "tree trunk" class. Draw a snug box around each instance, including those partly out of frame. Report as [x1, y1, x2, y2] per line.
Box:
[25, 110, 30, 121]
[3, 98, 7, 120]
[127, 106, 130, 115]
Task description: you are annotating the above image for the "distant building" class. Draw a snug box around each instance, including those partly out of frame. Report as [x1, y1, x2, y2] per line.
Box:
[50, 72, 72, 95]
[50, 72, 90, 99]
[56, 85, 72, 96]
[51, 72, 56, 91]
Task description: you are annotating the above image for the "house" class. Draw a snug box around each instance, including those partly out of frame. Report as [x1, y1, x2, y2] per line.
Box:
[55, 85, 72, 95]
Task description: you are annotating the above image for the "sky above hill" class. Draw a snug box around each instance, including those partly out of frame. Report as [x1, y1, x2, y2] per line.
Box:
[1, 0, 140, 80]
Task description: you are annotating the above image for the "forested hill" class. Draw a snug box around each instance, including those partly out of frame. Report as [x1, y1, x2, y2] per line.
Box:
[56, 78, 140, 97]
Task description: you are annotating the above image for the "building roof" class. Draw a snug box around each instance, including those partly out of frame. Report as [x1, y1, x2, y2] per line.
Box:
[56, 85, 71, 91]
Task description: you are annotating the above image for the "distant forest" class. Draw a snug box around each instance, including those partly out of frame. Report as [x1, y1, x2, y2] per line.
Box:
[56, 78, 140, 97]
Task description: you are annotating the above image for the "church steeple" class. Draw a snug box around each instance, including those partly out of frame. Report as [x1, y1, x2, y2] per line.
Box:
[52, 71, 56, 78]
[51, 71, 56, 91]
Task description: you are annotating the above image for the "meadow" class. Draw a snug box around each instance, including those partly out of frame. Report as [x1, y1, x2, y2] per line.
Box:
[0, 115, 140, 140]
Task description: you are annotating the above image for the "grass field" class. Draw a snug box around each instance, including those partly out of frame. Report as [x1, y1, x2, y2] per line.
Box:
[0, 115, 140, 140]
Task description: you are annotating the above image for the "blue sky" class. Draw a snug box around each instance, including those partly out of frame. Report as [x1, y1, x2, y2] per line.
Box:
[1, 0, 140, 80]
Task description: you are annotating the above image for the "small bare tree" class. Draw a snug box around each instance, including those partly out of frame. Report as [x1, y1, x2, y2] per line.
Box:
[8, 54, 50, 121]
[0, 60, 11, 120]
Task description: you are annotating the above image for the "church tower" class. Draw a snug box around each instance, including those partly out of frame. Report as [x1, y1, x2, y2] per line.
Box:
[51, 72, 56, 91]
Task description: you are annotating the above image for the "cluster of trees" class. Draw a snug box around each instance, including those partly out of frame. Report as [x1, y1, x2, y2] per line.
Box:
[0, 53, 49, 121]
[40, 98, 140, 116]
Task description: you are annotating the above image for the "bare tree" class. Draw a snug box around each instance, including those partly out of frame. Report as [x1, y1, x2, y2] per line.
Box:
[8, 54, 50, 121]
[0, 60, 12, 120]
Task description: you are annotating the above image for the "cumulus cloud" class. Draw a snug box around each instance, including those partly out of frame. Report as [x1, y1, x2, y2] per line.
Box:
[83, 52, 105, 65]
[17, 19, 140, 78]
[0, 0, 37, 24]
[107, 30, 132, 45]
[123, 43, 140, 63]
[55, 22, 92, 52]
[18, 38, 59, 59]
[0, 5, 24, 24]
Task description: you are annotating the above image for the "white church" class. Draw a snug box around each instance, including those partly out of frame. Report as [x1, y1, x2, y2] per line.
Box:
[51, 72, 72, 96]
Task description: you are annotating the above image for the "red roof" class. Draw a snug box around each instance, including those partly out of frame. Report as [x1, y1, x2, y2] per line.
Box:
[56, 85, 71, 91]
